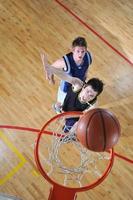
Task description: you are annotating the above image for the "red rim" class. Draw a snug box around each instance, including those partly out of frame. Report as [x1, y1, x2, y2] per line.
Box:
[34, 111, 114, 192]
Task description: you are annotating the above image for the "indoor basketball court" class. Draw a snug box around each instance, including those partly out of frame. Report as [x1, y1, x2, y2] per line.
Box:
[0, 1, 133, 200]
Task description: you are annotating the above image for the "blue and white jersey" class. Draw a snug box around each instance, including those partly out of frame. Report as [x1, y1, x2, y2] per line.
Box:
[60, 51, 92, 92]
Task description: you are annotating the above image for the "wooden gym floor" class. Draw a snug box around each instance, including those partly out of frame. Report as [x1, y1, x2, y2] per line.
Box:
[0, 0, 133, 199]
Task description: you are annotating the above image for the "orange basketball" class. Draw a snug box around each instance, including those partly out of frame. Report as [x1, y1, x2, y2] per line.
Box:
[76, 108, 121, 152]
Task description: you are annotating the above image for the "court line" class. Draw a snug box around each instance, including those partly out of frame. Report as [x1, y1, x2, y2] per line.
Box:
[0, 131, 26, 185]
[54, 0, 133, 66]
[0, 125, 132, 164]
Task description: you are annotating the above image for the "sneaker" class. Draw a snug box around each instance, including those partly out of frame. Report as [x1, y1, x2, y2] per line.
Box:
[60, 133, 76, 143]
[63, 125, 72, 133]
[52, 103, 62, 114]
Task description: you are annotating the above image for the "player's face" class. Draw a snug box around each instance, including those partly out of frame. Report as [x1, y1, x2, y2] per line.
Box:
[72, 46, 87, 63]
[79, 85, 98, 103]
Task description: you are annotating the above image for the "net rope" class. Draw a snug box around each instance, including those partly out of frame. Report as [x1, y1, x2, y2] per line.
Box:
[39, 114, 111, 187]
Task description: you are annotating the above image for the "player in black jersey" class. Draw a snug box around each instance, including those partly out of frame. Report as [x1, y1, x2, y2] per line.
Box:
[62, 78, 104, 132]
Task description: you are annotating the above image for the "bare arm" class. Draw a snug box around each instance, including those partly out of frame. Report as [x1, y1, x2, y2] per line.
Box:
[40, 51, 55, 84]
[41, 52, 83, 88]
[49, 66, 83, 86]
[40, 51, 66, 84]
[83, 102, 98, 113]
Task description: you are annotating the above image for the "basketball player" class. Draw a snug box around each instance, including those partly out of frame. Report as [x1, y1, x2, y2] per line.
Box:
[62, 78, 104, 132]
[41, 37, 92, 113]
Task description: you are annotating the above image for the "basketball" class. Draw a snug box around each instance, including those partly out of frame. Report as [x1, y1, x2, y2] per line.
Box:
[76, 108, 121, 152]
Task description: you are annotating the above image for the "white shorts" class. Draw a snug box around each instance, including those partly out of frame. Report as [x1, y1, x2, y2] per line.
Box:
[57, 86, 67, 105]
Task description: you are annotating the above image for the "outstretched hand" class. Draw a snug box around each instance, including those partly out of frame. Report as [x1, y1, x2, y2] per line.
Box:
[40, 51, 55, 84]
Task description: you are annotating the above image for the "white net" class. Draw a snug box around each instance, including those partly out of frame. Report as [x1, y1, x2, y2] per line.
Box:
[37, 113, 112, 188]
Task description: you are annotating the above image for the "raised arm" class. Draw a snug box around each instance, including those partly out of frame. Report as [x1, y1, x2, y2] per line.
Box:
[41, 52, 83, 89]
[83, 101, 98, 113]
[40, 51, 55, 84]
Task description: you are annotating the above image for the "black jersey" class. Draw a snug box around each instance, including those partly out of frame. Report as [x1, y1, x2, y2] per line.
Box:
[62, 87, 97, 132]
[63, 87, 96, 112]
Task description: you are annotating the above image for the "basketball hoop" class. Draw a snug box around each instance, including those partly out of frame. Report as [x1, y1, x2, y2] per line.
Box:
[34, 112, 114, 200]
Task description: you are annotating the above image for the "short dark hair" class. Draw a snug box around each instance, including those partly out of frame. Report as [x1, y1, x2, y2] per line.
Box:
[85, 78, 104, 96]
[72, 37, 87, 48]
